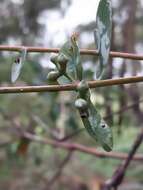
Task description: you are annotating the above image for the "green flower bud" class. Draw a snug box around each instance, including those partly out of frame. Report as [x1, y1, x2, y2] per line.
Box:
[57, 54, 69, 64]
[75, 98, 88, 111]
[50, 54, 58, 65]
[75, 98, 89, 118]
[47, 70, 60, 81]
[57, 54, 69, 74]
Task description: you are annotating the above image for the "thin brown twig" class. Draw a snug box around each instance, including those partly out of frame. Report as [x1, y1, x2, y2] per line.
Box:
[0, 45, 143, 60]
[47, 151, 72, 189]
[21, 132, 143, 161]
[0, 76, 143, 94]
[101, 129, 143, 190]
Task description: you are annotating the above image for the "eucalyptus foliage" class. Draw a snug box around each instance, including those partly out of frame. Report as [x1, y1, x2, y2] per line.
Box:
[94, 0, 112, 79]
[11, 48, 27, 83]
[10, 0, 113, 152]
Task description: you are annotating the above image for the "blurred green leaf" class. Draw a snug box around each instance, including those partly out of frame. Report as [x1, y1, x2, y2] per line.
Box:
[59, 33, 83, 82]
[75, 81, 113, 152]
[11, 49, 27, 83]
[94, 0, 112, 79]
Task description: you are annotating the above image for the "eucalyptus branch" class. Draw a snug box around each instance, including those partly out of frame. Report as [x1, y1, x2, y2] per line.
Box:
[0, 45, 143, 60]
[20, 132, 143, 161]
[0, 76, 143, 94]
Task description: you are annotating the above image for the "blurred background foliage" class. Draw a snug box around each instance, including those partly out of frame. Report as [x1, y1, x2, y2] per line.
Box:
[0, 0, 143, 190]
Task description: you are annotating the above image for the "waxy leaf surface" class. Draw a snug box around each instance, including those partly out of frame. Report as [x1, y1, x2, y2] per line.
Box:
[75, 81, 113, 151]
[11, 49, 27, 83]
[94, 0, 112, 79]
[59, 33, 83, 81]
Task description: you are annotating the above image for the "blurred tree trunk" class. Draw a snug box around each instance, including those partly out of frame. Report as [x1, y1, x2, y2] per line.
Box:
[105, 22, 115, 126]
[117, 61, 126, 133]
[118, 0, 143, 127]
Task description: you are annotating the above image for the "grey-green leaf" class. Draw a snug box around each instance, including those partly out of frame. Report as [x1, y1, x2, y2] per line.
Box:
[94, 0, 112, 79]
[86, 101, 113, 151]
[11, 48, 27, 83]
[75, 81, 113, 151]
[59, 33, 83, 81]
